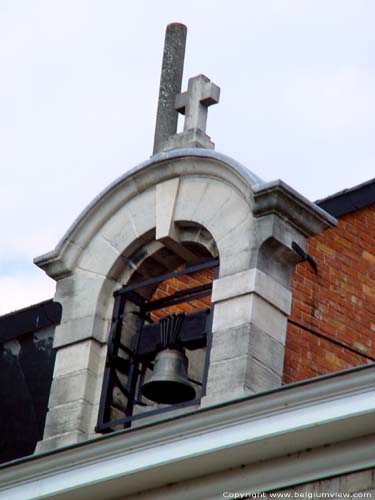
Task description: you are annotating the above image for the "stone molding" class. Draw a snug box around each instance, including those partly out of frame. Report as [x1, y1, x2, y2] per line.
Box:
[163, 128, 215, 151]
[253, 179, 337, 236]
[34, 149, 263, 280]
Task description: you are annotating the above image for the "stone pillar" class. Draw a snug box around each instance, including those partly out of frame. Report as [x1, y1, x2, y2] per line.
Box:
[153, 23, 187, 154]
[202, 180, 336, 406]
[36, 338, 106, 451]
[204, 268, 291, 404]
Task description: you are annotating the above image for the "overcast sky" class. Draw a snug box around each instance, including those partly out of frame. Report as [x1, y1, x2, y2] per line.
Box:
[1, 0, 375, 315]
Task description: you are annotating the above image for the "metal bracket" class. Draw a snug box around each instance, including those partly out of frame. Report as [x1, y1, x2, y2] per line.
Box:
[292, 241, 318, 274]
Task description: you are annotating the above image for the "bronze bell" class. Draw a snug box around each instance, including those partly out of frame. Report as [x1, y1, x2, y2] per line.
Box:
[141, 348, 196, 405]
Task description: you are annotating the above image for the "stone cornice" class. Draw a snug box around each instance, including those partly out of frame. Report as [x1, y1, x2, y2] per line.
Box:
[253, 179, 337, 236]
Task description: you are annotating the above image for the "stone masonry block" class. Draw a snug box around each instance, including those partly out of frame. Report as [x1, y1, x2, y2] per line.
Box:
[255, 212, 307, 252]
[212, 295, 253, 332]
[245, 356, 282, 393]
[212, 268, 292, 315]
[207, 190, 252, 243]
[155, 177, 180, 240]
[216, 218, 253, 277]
[173, 176, 209, 222]
[44, 400, 94, 437]
[55, 270, 115, 323]
[78, 235, 120, 277]
[254, 214, 307, 287]
[249, 294, 288, 344]
[123, 186, 156, 238]
[210, 324, 252, 363]
[36, 430, 87, 453]
[212, 269, 255, 303]
[219, 248, 253, 279]
[191, 179, 233, 227]
[253, 270, 292, 314]
[212, 293, 288, 344]
[248, 325, 285, 375]
[207, 325, 285, 404]
[101, 207, 138, 254]
[205, 355, 250, 396]
[53, 313, 110, 347]
[216, 213, 253, 250]
[49, 369, 100, 408]
[210, 324, 285, 377]
[54, 339, 106, 378]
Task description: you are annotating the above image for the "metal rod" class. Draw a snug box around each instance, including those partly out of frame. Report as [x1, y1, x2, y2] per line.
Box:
[143, 288, 212, 312]
[96, 294, 126, 428]
[288, 319, 375, 362]
[115, 258, 218, 297]
[97, 397, 200, 431]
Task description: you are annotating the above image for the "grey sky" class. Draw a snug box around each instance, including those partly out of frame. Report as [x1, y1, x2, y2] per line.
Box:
[1, 0, 375, 314]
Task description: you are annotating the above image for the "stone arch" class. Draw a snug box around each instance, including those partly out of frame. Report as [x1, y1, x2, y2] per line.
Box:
[35, 149, 260, 281]
[39, 151, 257, 348]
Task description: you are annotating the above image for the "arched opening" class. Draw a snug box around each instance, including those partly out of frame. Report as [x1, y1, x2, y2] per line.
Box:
[96, 238, 218, 433]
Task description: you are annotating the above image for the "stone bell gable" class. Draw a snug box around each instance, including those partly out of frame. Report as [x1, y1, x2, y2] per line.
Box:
[34, 146, 335, 451]
[32, 23, 336, 452]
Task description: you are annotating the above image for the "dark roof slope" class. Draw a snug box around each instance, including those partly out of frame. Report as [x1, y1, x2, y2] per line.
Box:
[0, 299, 61, 464]
[0, 299, 62, 344]
[316, 178, 375, 218]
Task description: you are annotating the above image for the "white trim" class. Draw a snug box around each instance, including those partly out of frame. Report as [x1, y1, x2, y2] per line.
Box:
[1, 367, 374, 499]
[130, 436, 375, 500]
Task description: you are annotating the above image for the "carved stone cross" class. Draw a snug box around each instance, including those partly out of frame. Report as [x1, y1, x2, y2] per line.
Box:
[161, 74, 220, 151]
[176, 75, 220, 134]
[152, 24, 221, 152]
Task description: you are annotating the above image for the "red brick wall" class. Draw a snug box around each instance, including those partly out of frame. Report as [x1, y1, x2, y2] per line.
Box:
[284, 204, 375, 384]
[150, 267, 214, 321]
[148, 206, 375, 385]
